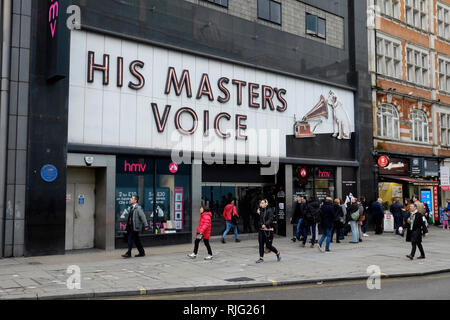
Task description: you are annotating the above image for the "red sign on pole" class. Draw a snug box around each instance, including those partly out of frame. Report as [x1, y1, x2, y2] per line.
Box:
[434, 186, 439, 222]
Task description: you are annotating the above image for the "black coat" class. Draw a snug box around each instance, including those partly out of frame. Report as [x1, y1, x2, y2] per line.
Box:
[306, 200, 320, 223]
[292, 202, 306, 224]
[405, 212, 428, 243]
[320, 201, 335, 229]
[333, 204, 344, 224]
[258, 207, 275, 230]
[390, 202, 403, 217]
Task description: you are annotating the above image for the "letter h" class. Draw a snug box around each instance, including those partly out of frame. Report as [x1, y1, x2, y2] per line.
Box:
[88, 51, 110, 85]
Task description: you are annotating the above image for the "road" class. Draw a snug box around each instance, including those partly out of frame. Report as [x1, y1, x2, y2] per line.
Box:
[108, 273, 450, 300]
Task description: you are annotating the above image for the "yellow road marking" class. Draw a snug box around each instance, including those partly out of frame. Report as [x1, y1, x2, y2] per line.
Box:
[108, 273, 450, 300]
[269, 279, 278, 286]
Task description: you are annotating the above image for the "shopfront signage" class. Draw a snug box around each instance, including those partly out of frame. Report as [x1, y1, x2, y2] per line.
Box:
[123, 160, 147, 173]
[441, 166, 450, 191]
[379, 157, 409, 175]
[433, 186, 439, 222]
[423, 160, 439, 177]
[318, 170, 332, 178]
[49, 0, 59, 39]
[410, 158, 424, 176]
[299, 168, 307, 178]
[41, 164, 58, 183]
[169, 162, 179, 174]
[377, 156, 390, 168]
[68, 31, 355, 160]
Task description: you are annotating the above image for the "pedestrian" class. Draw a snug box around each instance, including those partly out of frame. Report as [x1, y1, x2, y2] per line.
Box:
[357, 200, 364, 242]
[301, 197, 320, 248]
[390, 198, 404, 235]
[413, 196, 425, 215]
[318, 197, 334, 252]
[331, 199, 344, 243]
[371, 198, 385, 235]
[256, 199, 281, 263]
[291, 195, 305, 242]
[405, 203, 428, 260]
[347, 197, 360, 243]
[443, 208, 449, 230]
[188, 205, 213, 260]
[222, 199, 241, 243]
[340, 199, 347, 240]
[360, 197, 369, 237]
[122, 195, 149, 258]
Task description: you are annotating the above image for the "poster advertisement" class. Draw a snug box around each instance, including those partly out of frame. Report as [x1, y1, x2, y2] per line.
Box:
[115, 188, 138, 234]
[441, 166, 450, 191]
[145, 188, 171, 233]
[392, 186, 403, 198]
[174, 187, 184, 230]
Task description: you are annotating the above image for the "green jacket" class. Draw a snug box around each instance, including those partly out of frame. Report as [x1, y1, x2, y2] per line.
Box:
[122, 204, 149, 232]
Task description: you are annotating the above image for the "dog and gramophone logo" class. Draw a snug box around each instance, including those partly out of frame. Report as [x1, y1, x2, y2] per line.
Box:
[294, 90, 352, 140]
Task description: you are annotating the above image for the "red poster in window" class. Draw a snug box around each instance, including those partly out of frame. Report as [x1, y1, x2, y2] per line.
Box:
[433, 186, 439, 222]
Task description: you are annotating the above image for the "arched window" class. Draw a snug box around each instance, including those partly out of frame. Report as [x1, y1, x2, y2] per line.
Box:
[377, 104, 399, 139]
[410, 109, 429, 143]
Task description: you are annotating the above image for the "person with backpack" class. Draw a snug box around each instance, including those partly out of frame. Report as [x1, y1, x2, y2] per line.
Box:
[188, 205, 213, 260]
[347, 197, 360, 244]
[301, 197, 320, 248]
[222, 199, 241, 243]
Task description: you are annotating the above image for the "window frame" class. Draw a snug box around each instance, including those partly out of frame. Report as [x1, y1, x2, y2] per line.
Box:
[257, 0, 282, 25]
[437, 3, 450, 41]
[410, 109, 429, 143]
[376, 35, 402, 79]
[379, 0, 401, 20]
[306, 13, 327, 40]
[377, 103, 400, 140]
[204, 0, 229, 8]
[405, 0, 428, 31]
[438, 55, 450, 93]
[406, 45, 429, 87]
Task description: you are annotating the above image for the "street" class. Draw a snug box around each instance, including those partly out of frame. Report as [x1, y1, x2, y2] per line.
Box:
[110, 273, 450, 300]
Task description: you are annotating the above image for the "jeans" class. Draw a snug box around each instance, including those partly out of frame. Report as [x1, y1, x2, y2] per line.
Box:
[319, 228, 332, 251]
[294, 218, 304, 239]
[349, 221, 359, 243]
[258, 230, 278, 258]
[194, 238, 212, 255]
[127, 231, 145, 255]
[223, 221, 239, 240]
[362, 220, 368, 234]
[302, 221, 316, 245]
[394, 215, 403, 233]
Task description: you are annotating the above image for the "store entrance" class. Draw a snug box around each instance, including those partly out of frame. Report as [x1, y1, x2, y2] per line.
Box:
[202, 184, 278, 237]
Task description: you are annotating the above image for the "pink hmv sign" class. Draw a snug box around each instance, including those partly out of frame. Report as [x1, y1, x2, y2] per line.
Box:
[174, 187, 184, 230]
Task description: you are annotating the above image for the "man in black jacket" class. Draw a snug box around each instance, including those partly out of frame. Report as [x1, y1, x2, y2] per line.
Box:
[318, 197, 335, 252]
[291, 195, 305, 242]
[405, 203, 428, 260]
[256, 199, 281, 264]
[301, 198, 320, 248]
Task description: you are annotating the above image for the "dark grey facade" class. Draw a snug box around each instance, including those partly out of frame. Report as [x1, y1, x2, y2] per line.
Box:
[0, 0, 374, 257]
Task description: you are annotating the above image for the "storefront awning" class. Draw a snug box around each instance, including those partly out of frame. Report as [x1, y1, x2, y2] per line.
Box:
[379, 175, 439, 186]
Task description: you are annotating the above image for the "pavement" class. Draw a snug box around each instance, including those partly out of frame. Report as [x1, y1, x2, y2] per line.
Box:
[1, 226, 450, 300]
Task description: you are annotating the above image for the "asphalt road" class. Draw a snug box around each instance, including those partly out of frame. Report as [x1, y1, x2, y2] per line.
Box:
[109, 273, 450, 300]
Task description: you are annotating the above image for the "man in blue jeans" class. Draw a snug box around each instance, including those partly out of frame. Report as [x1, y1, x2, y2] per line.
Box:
[301, 198, 320, 248]
[222, 199, 240, 243]
[291, 195, 306, 242]
[318, 197, 334, 252]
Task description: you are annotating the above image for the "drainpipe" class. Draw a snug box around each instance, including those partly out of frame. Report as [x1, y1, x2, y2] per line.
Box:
[0, 0, 11, 258]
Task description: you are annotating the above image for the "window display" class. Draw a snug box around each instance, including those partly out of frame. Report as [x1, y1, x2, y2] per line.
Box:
[115, 157, 191, 238]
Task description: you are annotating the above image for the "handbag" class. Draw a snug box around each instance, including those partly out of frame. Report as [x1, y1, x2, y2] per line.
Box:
[231, 213, 240, 225]
[351, 211, 360, 221]
[196, 233, 204, 240]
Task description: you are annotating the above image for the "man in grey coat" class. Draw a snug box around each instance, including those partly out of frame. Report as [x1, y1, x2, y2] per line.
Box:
[122, 195, 149, 258]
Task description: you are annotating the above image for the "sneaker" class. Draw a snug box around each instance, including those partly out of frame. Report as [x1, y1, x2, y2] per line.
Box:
[363, 234, 369, 237]
[187, 253, 197, 259]
[204, 255, 213, 261]
[235, 239, 241, 243]
[277, 253, 282, 262]
[221, 238, 226, 244]
[256, 259, 264, 264]
[318, 244, 325, 253]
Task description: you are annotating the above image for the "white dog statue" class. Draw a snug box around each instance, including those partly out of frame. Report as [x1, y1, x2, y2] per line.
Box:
[328, 90, 351, 140]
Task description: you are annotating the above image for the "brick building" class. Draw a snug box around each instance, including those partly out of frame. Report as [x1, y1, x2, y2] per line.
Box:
[368, 0, 450, 221]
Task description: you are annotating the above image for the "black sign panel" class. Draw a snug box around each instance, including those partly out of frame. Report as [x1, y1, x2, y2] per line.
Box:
[424, 159, 439, 177]
[410, 158, 424, 177]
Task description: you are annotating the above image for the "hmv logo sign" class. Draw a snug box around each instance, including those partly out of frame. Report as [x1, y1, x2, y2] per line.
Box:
[49, 0, 59, 38]
[124, 160, 147, 173]
[318, 170, 331, 178]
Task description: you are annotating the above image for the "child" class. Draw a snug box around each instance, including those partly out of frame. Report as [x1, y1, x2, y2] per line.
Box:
[443, 209, 449, 230]
[188, 205, 213, 260]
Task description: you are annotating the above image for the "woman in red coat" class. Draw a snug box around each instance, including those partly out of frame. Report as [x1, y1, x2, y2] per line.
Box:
[188, 205, 213, 260]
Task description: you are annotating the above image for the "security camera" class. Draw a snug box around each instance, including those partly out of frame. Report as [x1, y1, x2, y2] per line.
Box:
[85, 156, 94, 166]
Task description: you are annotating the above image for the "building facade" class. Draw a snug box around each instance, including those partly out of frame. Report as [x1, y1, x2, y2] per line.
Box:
[0, 0, 372, 257]
[368, 0, 450, 222]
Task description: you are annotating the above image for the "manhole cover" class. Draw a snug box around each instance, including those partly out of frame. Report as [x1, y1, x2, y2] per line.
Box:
[224, 277, 255, 282]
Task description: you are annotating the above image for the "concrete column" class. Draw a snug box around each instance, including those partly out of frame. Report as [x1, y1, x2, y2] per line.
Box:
[336, 167, 343, 200]
[191, 162, 202, 241]
[285, 164, 293, 239]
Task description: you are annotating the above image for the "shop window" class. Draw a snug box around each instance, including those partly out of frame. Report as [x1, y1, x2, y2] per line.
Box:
[410, 109, 429, 143]
[205, 0, 228, 8]
[377, 104, 400, 140]
[293, 166, 335, 201]
[258, 0, 281, 25]
[306, 13, 326, 39]
[115, 157, 191, 238]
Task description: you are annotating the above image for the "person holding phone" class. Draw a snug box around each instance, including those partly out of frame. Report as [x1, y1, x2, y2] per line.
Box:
[188, 205, 213, 260]
[256, 199, 281, 264]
